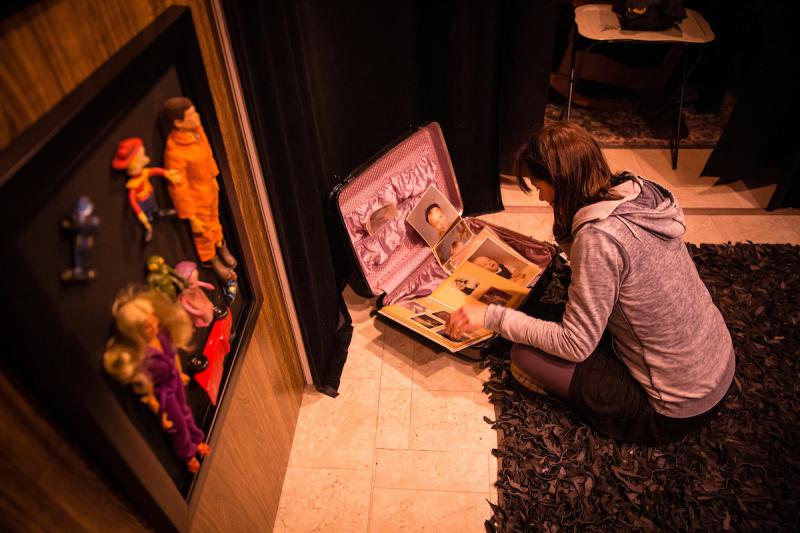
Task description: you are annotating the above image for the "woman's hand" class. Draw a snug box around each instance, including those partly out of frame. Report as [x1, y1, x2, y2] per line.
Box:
[445, 301, 488, 339]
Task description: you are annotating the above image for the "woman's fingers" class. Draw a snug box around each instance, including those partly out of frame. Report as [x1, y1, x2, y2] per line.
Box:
[446, 308, 466, 336]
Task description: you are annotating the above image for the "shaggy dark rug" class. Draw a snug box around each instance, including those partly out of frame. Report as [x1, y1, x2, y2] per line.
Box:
[544, 93, 734, 149]
[483, 243, 800, 532]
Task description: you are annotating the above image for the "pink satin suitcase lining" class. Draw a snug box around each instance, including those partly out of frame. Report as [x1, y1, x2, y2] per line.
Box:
[337, 124, 461, 296]
[337, 122, 554, 301]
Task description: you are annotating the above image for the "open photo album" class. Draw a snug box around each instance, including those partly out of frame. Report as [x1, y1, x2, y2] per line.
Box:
[381, 186, 542, 352]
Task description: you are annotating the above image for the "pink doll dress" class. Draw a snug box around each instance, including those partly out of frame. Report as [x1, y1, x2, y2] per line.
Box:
[175, 261, 215, 327]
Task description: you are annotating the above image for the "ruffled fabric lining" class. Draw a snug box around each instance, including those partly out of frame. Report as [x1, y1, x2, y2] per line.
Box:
[344, 154, 437, 240]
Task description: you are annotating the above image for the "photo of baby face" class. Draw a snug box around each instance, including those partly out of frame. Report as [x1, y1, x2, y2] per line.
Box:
[406, 185, 460, 248]
[410, 314, 443, 329]
[467, 239, 528, 281]
[479, 287, 513, 306]
[400, 300, 426, 314]
[472, 256, 500, 273]
[425, 204, 449, 236]
[452, 277, 479, 295]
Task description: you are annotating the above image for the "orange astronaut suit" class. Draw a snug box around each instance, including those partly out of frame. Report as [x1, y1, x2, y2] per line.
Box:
[164, 126, 223, 262]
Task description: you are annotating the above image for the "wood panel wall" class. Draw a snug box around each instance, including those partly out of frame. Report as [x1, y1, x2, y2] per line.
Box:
[0, 1, 305, 531]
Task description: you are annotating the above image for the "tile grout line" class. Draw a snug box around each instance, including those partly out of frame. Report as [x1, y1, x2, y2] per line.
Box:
[367, 318, 388, 533]
[371, 485, 492, 495]
[407, 342, 416, 451]
[286, 464, 375, 471]
[369, 486, 497, 495]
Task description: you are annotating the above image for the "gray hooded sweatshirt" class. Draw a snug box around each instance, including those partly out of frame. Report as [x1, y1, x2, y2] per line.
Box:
[485, 176, 735, 418]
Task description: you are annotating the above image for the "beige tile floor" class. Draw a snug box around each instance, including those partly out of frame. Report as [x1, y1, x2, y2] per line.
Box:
[274, 148, 800, 533]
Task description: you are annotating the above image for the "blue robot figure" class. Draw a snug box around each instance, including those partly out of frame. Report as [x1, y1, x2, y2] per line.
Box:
[61, 196, 100, 282]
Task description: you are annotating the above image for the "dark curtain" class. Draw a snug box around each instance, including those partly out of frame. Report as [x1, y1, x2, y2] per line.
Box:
[498, 1, 560, 176]
[222, 0, 557, 392]
[701, 1, 800, 209]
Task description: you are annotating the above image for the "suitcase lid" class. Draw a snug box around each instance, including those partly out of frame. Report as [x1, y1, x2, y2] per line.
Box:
[333, 122, 462, 297]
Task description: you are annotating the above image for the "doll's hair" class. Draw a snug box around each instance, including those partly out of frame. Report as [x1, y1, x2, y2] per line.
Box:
[162, 97, 194, 131]
[103, 286, 193, 393]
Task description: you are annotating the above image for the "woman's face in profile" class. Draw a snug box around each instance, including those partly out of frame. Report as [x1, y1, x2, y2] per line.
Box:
[530, 177, 555, 205]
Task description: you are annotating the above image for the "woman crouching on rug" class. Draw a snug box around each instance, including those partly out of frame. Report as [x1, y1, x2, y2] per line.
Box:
[446, 121, 734, 445]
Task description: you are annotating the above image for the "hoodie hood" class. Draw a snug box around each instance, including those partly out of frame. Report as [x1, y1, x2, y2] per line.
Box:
[572, 174, 686, 241]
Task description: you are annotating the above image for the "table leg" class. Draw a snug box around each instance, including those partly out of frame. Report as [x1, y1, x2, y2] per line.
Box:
[565, 24, 577, 121]
[672, 45, 688, 169]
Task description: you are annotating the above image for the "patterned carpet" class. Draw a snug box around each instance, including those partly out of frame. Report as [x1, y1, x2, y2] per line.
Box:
[544, 93, 734, 149]
[484, 243, 800, 532]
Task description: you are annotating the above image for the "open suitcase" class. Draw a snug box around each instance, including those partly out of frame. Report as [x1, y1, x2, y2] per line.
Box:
[332, 122, 555, 360]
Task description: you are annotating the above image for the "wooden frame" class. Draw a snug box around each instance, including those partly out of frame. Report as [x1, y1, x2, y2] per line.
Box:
[0, 7, 261, 532]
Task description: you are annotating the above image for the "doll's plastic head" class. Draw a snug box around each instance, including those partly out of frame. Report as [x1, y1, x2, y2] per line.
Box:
[76, 196, 94, 219]
[112, 138, 145, 171]
[472, 256, 499, 272]
[147, 255, 166, 272]
[162, 97, 200, 131]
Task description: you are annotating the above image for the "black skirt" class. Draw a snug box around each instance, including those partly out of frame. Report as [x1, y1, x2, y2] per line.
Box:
[567, 333, 721, 445]
[519, 299, 722, 445]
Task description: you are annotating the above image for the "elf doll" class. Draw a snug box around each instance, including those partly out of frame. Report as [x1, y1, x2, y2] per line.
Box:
[112, 137, 181, 242]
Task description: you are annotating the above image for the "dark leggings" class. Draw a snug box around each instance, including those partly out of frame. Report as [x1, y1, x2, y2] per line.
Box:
[511, 344, 575, 400]
[509, 303, 720, 445]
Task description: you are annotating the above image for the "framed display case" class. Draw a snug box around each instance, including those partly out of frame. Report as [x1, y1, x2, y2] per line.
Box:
[0, 7, 261, 532]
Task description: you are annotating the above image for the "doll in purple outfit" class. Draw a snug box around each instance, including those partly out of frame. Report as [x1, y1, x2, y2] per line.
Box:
[104, 287, 210, 472]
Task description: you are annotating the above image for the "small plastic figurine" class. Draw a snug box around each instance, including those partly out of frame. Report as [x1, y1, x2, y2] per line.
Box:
[61, 196, 100, 283]
[223, 279, 238, 304]
[103, 287, 210, 473]
[112, 137, 182, 242]
[146, 255, 188, 300]
[162, 97, 238, 280]
[174, 261, 215, 327]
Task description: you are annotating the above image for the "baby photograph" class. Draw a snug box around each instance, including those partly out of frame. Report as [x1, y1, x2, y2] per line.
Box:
[406, 185, 460, 248]
[451, 276, 479, 295]
[434, 219, 473, 265]
[466, 237, 539, 287]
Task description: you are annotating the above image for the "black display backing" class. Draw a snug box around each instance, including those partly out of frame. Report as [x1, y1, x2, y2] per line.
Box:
[0, 7, 262, 532]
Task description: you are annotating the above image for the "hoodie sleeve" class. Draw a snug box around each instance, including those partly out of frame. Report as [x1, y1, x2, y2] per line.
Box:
[484, 228, 627, 362]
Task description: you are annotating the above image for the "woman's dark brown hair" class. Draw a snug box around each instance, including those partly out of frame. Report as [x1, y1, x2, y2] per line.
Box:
[514, 121, 628, 242]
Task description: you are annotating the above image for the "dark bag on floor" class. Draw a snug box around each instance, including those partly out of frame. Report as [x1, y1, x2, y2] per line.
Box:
[612, 0, 687, 31]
